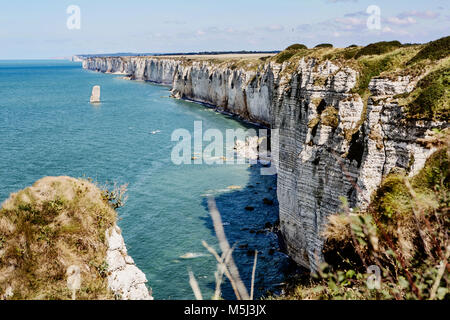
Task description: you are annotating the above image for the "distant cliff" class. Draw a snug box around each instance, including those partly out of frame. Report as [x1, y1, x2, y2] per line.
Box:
[83, 37, 449, 271]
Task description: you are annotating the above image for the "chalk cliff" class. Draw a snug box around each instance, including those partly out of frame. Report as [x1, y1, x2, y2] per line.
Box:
[106, 225, 153, 300]
[83, 48, 447, 271]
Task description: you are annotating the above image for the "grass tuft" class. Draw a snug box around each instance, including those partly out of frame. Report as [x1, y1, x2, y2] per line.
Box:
[355, 41, 403, 59]
[408, 36, 450, 64]
[0, 176, 119, 300]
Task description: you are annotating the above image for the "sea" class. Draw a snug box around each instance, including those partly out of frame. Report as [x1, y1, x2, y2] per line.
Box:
[0, 60, 291, 299]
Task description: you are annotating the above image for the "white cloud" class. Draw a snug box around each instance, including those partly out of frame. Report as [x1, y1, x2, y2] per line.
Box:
[398, 10, 440, 19]
[335, 17, 365, 26]
[266, 24, 284, 32]
[385, 16, 417, 25]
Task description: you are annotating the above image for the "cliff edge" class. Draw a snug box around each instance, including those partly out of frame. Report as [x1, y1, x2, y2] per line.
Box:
[83, 36, 449, 271]
[0, 176, 152, 300]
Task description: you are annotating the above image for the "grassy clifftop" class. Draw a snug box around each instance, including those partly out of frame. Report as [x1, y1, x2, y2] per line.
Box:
[0, 176, 118, 300]
[155, 36, 448, 121]
[271, 36, 449, 121]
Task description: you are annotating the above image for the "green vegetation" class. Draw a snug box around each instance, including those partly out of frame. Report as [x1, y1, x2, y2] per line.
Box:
[404, 65, 450, 121]
[352, 54, 396, 96]
[193, 38, 447, 123]
[274, 36, 449, 126]
[408, 36, 450, 64]
[275, 129, 449, 300]
[273, 48, 308, 64]
[0, 177, 125, 300]
[285, 44, 308, 50]
[315, 43, 333, 48]
[355, 41, 403, 59]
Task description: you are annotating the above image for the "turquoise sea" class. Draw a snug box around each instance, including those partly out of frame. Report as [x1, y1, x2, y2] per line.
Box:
[0, 60, 290, 299]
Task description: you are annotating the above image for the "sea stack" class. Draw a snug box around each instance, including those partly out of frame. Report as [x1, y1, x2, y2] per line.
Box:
[90, 85, 101, 103]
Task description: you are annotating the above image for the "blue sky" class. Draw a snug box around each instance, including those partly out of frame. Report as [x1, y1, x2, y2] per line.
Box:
[1, 0, 449, 59]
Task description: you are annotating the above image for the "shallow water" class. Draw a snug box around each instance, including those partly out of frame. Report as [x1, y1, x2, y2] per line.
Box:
[0, 60, 290, 299]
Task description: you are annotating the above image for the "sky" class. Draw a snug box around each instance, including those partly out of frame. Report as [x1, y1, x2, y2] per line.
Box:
[0, 0, 449, 59]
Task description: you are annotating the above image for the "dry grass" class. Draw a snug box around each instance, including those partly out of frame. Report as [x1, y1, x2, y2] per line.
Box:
[188, 198, 258, 300]
[321, 213, 352, 243]
[0, 176, 117, 300]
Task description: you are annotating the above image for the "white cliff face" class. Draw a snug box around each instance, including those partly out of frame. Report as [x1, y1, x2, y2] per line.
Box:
[171, 61, 274, 126]
[106, 226, 153, 300]
[84, 56, 443, 272]
[83, 57, 178, 85]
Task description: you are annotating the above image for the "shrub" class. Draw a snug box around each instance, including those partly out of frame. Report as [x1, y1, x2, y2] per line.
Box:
[315, 43, 333, 48]
[342, 48, 360, 60]
[406, 66, 449, 121]
[274, 44, 309, 64]
[408, 36, 450, 64]
[285, 44, 308, 50]
[274, 50, 297, 64]
[353, 55, 395, 95]
[355, 41, 402, 58]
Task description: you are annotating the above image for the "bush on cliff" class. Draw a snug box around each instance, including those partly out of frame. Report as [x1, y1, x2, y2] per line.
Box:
[285, 44, 308, 50]
[0, 177, 124, 300]
[315, 43, 333, 48]
[408, 36, 450, 64]
[274, 45, 310, 64]
[276, 129, 449, 300]
[352, 54, 397, 95]
[405, 66, 450, 121]
[355, 41, 402, 58]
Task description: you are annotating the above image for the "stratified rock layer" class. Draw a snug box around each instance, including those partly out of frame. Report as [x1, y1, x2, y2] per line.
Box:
[83, 56, 446, 271]
[106, 226, 153, 300]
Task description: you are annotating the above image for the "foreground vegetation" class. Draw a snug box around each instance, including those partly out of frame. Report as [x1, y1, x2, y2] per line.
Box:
[0, 177, 123, 299]
[275, 129, 449, 300]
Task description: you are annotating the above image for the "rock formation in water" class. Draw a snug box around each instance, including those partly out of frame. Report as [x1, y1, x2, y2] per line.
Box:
[0, 176, 152, 300]
[90, 85, 101, 103]
[82, 38, 448, 271]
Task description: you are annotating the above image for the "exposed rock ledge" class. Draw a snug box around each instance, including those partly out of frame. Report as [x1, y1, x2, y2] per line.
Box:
[106, 225, 153, 300]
